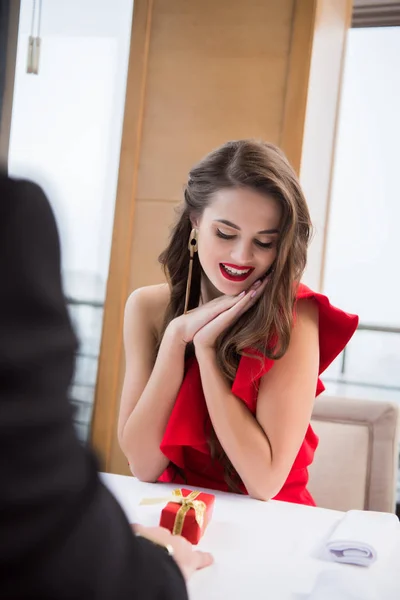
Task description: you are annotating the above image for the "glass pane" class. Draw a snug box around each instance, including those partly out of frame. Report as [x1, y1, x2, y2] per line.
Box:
[8, 0, 134, 441]
[323, 26, 400, 504]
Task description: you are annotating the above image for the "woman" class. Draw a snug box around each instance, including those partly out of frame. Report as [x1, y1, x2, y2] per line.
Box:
[118, 140, 358, 505]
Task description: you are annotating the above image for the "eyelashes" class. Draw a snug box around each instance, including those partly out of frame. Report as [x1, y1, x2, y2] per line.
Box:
[254, 240, 274, 249]
[216, 229, 235, 240]
[216, 229, 274, 250]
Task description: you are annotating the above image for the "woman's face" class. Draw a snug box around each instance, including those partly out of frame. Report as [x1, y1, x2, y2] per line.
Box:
[195, 187, 281, 299]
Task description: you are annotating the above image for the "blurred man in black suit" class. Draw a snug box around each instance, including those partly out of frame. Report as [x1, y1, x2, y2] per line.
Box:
[0, 174, 212, 599]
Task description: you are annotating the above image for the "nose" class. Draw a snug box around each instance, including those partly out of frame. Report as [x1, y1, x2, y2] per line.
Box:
[230, 240, 254, 266]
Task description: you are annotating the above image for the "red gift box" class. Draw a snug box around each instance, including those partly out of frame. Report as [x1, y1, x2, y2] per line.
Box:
[159, 488, 215, 545]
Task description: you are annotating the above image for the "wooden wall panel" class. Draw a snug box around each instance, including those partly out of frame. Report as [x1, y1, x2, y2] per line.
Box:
[280, 0, 316, 173]
[128, 200, 177, 288]
[90, 0, 153, 466]
[109, 199, 178, 475]
[136, 0, 294, 202]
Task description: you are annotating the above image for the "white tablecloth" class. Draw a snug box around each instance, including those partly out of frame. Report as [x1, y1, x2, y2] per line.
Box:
[101, 473, 400, 600]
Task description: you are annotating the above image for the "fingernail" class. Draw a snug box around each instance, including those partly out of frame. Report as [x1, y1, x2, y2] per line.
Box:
[250, 290, 257, 298]
[253, 280, 262, 289]
[238, 291, 246, 298]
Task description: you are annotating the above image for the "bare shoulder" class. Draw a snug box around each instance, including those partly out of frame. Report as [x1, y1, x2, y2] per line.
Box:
[295, 297, 319, 326]
[125, 283, 171, 337]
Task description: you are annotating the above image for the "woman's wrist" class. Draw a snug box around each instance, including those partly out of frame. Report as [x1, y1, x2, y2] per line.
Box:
[194, 344, 216, 362]
[164, 317, 188, 348]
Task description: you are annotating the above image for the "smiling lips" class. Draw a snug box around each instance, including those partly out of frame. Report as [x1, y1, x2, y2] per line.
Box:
[219, 263, 255, 282]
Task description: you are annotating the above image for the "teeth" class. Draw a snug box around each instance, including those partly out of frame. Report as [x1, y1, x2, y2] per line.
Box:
[222, 264, 251, 276]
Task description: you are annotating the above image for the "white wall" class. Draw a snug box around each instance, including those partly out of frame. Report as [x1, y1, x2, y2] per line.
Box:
[323, 27, 400, 327]
[9, 0, 134, 300]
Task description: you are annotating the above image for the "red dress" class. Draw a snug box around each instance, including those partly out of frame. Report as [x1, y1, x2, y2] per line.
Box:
[158, 284, 359, 505]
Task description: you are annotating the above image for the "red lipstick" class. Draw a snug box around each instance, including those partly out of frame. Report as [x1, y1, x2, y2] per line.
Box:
[219, 263, 254, 282]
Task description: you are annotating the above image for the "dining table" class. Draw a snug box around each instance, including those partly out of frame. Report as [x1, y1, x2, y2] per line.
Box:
[101, 472, 400, 600]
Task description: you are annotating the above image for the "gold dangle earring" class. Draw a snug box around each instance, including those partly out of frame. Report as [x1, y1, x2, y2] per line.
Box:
[184, 228, 198, 314]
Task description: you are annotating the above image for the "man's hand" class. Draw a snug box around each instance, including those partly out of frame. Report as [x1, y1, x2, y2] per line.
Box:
[132, 524, 214, 581]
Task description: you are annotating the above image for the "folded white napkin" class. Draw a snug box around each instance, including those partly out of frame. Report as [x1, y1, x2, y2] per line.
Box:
[325, 510, 400, 566]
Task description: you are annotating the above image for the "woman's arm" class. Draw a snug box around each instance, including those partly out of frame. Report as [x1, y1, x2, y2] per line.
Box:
[118, 287, 187, 482]
[195, 299, 319, 501]
[119, 286, 256, 482]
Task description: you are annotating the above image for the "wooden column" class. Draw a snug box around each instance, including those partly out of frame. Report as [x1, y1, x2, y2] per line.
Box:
[91, 0, 352, 474]
[299, 0, 353, 290]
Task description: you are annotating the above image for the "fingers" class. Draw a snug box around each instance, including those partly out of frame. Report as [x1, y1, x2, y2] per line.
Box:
[132, 524, 214, 578]
[229, 277, 269, 318]
[133, 524, 172, 543]
[193, 550, 214, 570]
[200, 291, 246, 322]
[213, 291, 245, 310]
[193, 288, 253, 338]
[248, 277, 269, 302]
[233, 278, 266, 305]
[185, 277, 268, 343]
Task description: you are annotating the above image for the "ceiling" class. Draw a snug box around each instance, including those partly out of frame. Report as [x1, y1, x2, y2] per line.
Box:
[352, 0, 400, 27]
[353, 0, 400, 6]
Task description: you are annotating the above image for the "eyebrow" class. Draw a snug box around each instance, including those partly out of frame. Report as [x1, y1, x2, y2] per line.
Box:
[214, 219, 279, 235]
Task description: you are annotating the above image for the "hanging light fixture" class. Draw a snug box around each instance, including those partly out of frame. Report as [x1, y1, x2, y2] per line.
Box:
[27, 0, 42, 75]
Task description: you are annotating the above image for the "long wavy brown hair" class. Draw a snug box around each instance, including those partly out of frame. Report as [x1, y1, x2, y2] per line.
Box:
[158, 140, 312, 492]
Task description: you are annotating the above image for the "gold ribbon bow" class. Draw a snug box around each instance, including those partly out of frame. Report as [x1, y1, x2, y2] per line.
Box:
[140, 489, 207, 536]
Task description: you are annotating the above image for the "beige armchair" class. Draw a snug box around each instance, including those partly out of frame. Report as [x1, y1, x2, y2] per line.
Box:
[308, 395, 399, 513]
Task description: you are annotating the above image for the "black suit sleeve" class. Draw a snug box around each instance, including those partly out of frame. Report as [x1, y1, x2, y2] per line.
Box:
[0, 175, 188, 600]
